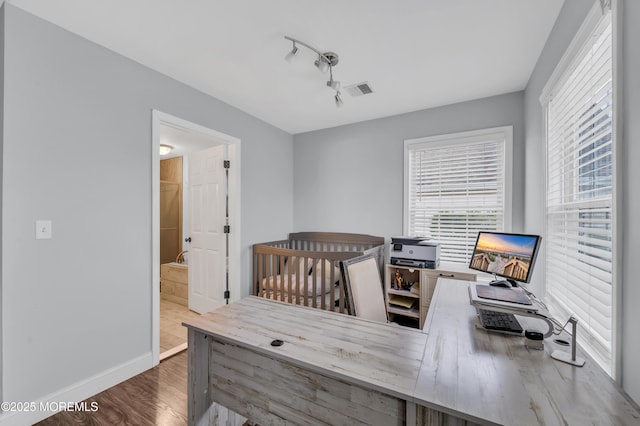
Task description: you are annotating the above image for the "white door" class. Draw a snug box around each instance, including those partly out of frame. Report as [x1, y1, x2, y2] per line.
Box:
[187, 145, 227, 313]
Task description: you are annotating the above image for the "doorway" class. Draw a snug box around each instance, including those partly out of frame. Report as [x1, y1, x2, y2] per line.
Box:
[151, 110, 241, 364]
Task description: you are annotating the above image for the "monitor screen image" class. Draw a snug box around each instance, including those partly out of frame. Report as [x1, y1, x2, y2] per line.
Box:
[468, 232, 541, 284]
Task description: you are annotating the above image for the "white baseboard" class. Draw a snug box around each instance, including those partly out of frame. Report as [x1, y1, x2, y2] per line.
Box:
[0, 352, 153, 425]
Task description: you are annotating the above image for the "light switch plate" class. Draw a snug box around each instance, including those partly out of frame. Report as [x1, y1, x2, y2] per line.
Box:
[35, 220, 52, 239]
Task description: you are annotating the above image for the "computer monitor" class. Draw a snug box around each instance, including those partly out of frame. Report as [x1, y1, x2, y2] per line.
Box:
[468, 231, 541, 286]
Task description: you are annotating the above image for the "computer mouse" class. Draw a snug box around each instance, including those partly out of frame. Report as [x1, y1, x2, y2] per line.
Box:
[489, 280, 512, 288]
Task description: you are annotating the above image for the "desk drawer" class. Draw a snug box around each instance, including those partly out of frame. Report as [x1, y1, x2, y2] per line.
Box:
[420, 270, 476, 309]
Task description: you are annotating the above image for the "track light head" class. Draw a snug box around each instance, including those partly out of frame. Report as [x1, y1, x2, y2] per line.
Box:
[327, 78, 341, 91]
[314, 52, 339, 73]
[314, 56, 330, 73]
[285, 42, 299, 62]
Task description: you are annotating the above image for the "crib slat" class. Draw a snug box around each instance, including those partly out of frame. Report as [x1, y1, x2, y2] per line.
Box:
[303, 257, 309, 307]
[278, 255, 285, 303]
[312, 259, 318, 309]
[328, 259, 336, 311]
[286, 256, 293, 304]
[271, 255, 277, 300]
[257, 254, 263, 296]
[294, 257, 301, 305]
[253, 252, 257, 295]
[320, 259, 326, 311]
[264, 254, 270, 296]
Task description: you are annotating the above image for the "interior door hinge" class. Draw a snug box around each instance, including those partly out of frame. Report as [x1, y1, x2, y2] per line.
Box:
[224, 225, 230, 234]
[224, 160, 230, 169]
[224, 290, 230, 299]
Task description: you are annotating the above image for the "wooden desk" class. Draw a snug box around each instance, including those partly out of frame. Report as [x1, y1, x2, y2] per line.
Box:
[415, 278, 640, 425]
[184, 283, 640, 425]
[183, 296, 428, 426]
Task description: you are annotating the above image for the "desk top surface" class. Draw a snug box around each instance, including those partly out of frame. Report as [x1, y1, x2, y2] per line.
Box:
[184, 284, 640, 426]
[416, 278, 640, 425]
[183, 296, 428, 401]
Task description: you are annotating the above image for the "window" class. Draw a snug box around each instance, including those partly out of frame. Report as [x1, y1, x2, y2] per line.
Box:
[541, 2, 615, 373]
[404, 127, 512, 264]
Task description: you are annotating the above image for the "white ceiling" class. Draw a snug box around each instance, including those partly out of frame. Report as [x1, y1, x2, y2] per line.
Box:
[159, 122, 219, 160]
[8, 0, 563, 135]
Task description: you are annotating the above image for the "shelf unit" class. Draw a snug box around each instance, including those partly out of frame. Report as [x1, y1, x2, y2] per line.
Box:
[384, 264, 476, 328]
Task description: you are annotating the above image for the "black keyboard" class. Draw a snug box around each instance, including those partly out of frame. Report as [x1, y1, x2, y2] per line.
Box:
[478, 309, 523, 334]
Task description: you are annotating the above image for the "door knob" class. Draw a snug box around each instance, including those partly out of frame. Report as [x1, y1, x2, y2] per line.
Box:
[185, 237, 192, 243]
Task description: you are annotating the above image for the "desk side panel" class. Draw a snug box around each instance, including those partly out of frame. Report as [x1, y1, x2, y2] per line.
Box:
[208, 337, 405, 426]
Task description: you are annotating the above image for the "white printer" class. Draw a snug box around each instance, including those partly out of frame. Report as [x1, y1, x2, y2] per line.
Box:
[390, 236, 440, 269]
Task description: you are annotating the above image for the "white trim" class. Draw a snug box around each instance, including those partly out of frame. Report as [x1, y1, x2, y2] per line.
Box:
[151, 110, 242, 366]
[539, 0, 607, 105]
[0, 352, 152, 425]
[151, 111, 161, 366]
[539, 101, 550, 299]
[403, 125, 514, 235]
[227, 141, 242, 304]
[611, 0, 622, 382]
[403, 141, 411, 235]
[504, 127, 513, 232]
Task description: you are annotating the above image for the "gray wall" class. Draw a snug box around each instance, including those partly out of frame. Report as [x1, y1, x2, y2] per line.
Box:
[2, 4, 293, 404]
[293, 92, 525, 238]
[524, 0, 640, 403]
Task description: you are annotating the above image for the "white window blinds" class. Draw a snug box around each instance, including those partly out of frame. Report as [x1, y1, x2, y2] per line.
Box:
[405, 128, 511, 264]
[543, 10, 614, 371]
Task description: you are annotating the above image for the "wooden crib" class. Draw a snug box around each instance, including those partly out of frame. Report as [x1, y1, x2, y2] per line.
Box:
[252, 232, 385, 314]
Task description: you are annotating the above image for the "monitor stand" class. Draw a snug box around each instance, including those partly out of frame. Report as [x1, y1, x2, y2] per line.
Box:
[489, 275, 518, 288]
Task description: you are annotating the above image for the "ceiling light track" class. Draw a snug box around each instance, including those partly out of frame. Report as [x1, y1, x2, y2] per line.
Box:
[284, 35, 343, 107]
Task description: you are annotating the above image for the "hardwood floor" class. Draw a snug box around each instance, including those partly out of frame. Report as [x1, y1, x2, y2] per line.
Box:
[37, 352, 188, 426]
[160, 299, 200, 354]
[37, 301, 200, 425]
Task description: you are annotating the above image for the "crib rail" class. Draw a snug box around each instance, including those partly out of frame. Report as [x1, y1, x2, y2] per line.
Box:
[289, 232, 382, 251]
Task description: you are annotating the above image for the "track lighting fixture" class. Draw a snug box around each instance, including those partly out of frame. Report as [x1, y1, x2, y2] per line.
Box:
[284, 35, 343, 107]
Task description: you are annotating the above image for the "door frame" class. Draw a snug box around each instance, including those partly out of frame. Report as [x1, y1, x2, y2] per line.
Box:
[151, 110, 241, 365]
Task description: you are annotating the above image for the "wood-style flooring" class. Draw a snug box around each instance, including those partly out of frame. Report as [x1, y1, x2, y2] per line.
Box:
[160, 299, 200, 354]
[37, 351, 189, 426]
[38, 300, 200, 425]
